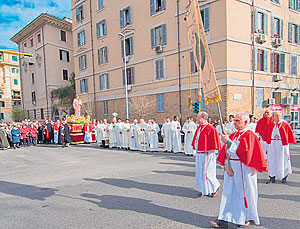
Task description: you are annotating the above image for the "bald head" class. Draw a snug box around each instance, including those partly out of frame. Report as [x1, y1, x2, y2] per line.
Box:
[197, 112, 208, 125]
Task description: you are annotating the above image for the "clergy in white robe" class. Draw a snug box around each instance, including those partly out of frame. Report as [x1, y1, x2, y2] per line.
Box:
[224, 115, 236, 134]
[116, 119, 124, 149]
[137, 119, 148, 152]
[161, 117, 172, 152]
[147, 119, 160, 152]
[210, 112, 268, 228]
[95, 121, 103, 147]
[182, 117, 197, 155]
[108, 118, 117, 148]
[191, 112, 221, 197]
[169, 116, 182, 154]
[101, 119, 109, 148]
[122, 119, 131, 149]
[129, 119, 138, 151]
[265, 111, 296, 183]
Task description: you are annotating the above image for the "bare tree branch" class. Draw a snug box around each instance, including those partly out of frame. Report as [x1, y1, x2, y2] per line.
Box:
[130, 96, 155, 119]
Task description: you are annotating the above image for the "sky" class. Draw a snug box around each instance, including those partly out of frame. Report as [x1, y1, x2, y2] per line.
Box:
[0, 0, 72, 50]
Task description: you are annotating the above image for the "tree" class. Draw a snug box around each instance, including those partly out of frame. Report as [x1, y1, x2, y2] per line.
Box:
[11, 108, 26, 122]
[129, 96, 156, 119]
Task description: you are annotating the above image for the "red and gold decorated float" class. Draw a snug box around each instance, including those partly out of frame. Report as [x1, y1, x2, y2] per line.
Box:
[66, 115, 96, 144]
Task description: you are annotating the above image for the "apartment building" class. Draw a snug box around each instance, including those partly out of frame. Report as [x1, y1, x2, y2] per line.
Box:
[71, 0, 300, 126]
[0, 50, 22, 121]
[11, 13, 74, 120]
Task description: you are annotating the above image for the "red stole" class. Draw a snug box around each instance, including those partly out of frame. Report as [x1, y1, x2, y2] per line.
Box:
[265, 120, 296, 146]
[217, 130, 268, 172]
[255, 116, 274, 141]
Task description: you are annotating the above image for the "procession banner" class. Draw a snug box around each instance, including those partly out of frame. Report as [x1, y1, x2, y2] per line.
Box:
[185, 0, 221, 105]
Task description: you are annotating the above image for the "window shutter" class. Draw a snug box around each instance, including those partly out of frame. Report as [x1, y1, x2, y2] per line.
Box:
[106, 74, 110, 89]
[264, 50, 268, 72]
[280, 19, 283, 39]
[103, 20, 107, 36]
[121, 39, 125, 57]
[85, 79, 89, 92]
[131, 67, 135, 84]
[288, 22, 293, 42]
[289, 0, 293, 8]
[204, 8, 210, 32]
[120, 10, 124, 28]
[298, 0, 300, 10]
[130, 37, 134, 55]
[295, 56, 298, 75]
[264, 13, 268, 35]
[77, 33, 80, 46]
[254, 48, 258, 71]
[122, 69, 125, 86]
[76, 8, 80, 21]
[161, 94, 165, 112]
[59, 50, 62, 60]
[271, 16, 274, 37]
[66, 51, 69, 62]
[150, 0, 155, 14]
[80, 80, 84, 93]
[254, 10, 258, 32]
[271, 52, 274, 73]
[100, 75, 103, 90]
[162, 0, 166, 10]
[160, 59, 164, 78]
[190, 52, 195, 73]
[161, 24, 167, 45]
[105, 47, 108, 62]
[298, 25, 300, 44]
[96, 22, 100, 38]
[151, 28, 155, 48]
[290, 56, 292, 75]
[279, 53, 285, 73]
[128, 6, 132, 24]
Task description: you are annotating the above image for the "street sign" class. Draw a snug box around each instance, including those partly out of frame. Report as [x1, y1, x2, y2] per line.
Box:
[290, 105, 299, 112]
[272, 104, 283, 112]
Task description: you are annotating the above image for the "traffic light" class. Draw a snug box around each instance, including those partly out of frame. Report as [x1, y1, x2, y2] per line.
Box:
[192, 101, 200, 114]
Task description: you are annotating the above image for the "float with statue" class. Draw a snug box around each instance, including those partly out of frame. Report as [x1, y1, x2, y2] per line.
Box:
[66, 96, 96, 144]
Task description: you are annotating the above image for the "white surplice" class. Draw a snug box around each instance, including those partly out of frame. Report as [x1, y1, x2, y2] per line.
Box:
[182, 121, 197, 155]
[95, 123, 103, 144]
[122, 123, 131, 148]
[129, 124, 138, 150]
[108, 123, 117, 148]
[170, 120, 182, 153]
[267, 120, 292, 179]
[137, 123, 148, 152]
[161, 122, 172, 152]
[147, 123, 160, 152]
[116, 122, 123, 148]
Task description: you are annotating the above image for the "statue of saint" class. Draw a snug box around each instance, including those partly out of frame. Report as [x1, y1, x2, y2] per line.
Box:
[73, 96, 82, 118]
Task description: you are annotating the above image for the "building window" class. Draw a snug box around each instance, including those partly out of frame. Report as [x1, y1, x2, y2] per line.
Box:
[80, 78, 89, 93]
[59, 50, 70, 62]
[0, 113, 4, 120]
[96, 20, 107, 38]
[41, 108, 44, 119]
[14, 79, 18, 85]
[33, 109, 37, 120]
[255, 11, 267, 34]
[271, 0, 280, 4]
[271, 52, 285, 73]
[23, 42, 27, 48]
[63, 69, 68, 81]
[32, 73, 35, 84]
[12, 68, 15, 73]
[190, 51, 198, 73]
[200, 8, 210, 32]
[289, 0, 299, 10]
[288, 22, 300, 44]
[79, 55, 87, 70]
[290, 55, 297, 75]
[99, 73, 109, 90]
[98, 0, 104, 10]
[14, 101, 21, 106]
[122, 67, 135, 85]
[60, 30, 66, 42]
[121, 37, 134, 57]
[32, 91, 36, 105]
[37, 34, 41, 43]
[77, 30, 86, 46]
[271, 17, 283, 39]
[156, 93, 165, 112]
[151, 24, 166, 48]
[76, 5, 84, 22]
[256, 88, 264, 108]
[155, 58, 165, 80]
[150, 0, 166, 15]
[120, 6, 131, 28]
[291, 92, 299, 105]
[30, 38, 34, 47]
[103, 101, 108, 115]
[272, 91, 281, 104]
[0, 101, 5, 107]
[12, 56, 18, 62]
[98, 46, 108, 65]
[255, 48, 267, 72]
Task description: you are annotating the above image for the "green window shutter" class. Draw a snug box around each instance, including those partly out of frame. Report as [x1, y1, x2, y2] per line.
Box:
[103, 20, 107, 36]
[254, 48, 258, 71]
[150, 0, 155, 14]
[289, 0, 293, 8]
[264, 13, 268, 35]
[271, 16, 274, 37]
[131, 67, 135, 84]
[151, 28, 155, 48]
[120, 10, 124, 28]
[162, 0, 166, 10]
[271, 52, 274, 73]
[288, 22, 293, 42]
[280, 19, 283, 39]
[279, 53, 285, 73]
[264, 50, 268, 72]
[254, 10, 258, 32]
[128, 6, 132, 24]
[204, 8, 210, 32]
[298, 25, 300, 44]
[161, 24, 167, 45]
[298, 0, 300, 10]
[106, 74, 110, 89]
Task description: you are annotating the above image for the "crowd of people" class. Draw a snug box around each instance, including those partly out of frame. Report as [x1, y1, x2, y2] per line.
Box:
[0, 119, 72, 149]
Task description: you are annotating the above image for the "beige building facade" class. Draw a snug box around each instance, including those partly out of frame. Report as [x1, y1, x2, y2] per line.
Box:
[71, 0, 300, 126]
[11, 13, 74, 120]
[0, 50, 22, 121]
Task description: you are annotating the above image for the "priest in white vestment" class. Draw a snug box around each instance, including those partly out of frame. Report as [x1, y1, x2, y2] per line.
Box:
[170, 116, 182, 153]
[129, 119, 138, 151]
[122, 119, 131, 150]
[108, 118, 117, 148]
[137, 119, 148, 152]
[116, 119, 124, 149]
[182, 117, 197, 155]
[224, 114, 236, 134]
[161, 117, 172, 152]
[147, 119, 160, 152]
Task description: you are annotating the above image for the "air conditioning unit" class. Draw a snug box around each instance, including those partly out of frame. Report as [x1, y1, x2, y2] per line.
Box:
[155, 45, 163, 53]
[258, 33, 267, 43]
[127, 85, 132, 91]
[273, 38, 282, 47]
[273, 74, 283, 82]
[265, 98, 276, 106]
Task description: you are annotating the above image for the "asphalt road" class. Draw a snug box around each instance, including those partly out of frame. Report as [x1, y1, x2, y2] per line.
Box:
[0, 143, 299, 229]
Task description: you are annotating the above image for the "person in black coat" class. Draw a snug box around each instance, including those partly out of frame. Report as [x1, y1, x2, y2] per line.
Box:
[58, 120, 72, 148]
